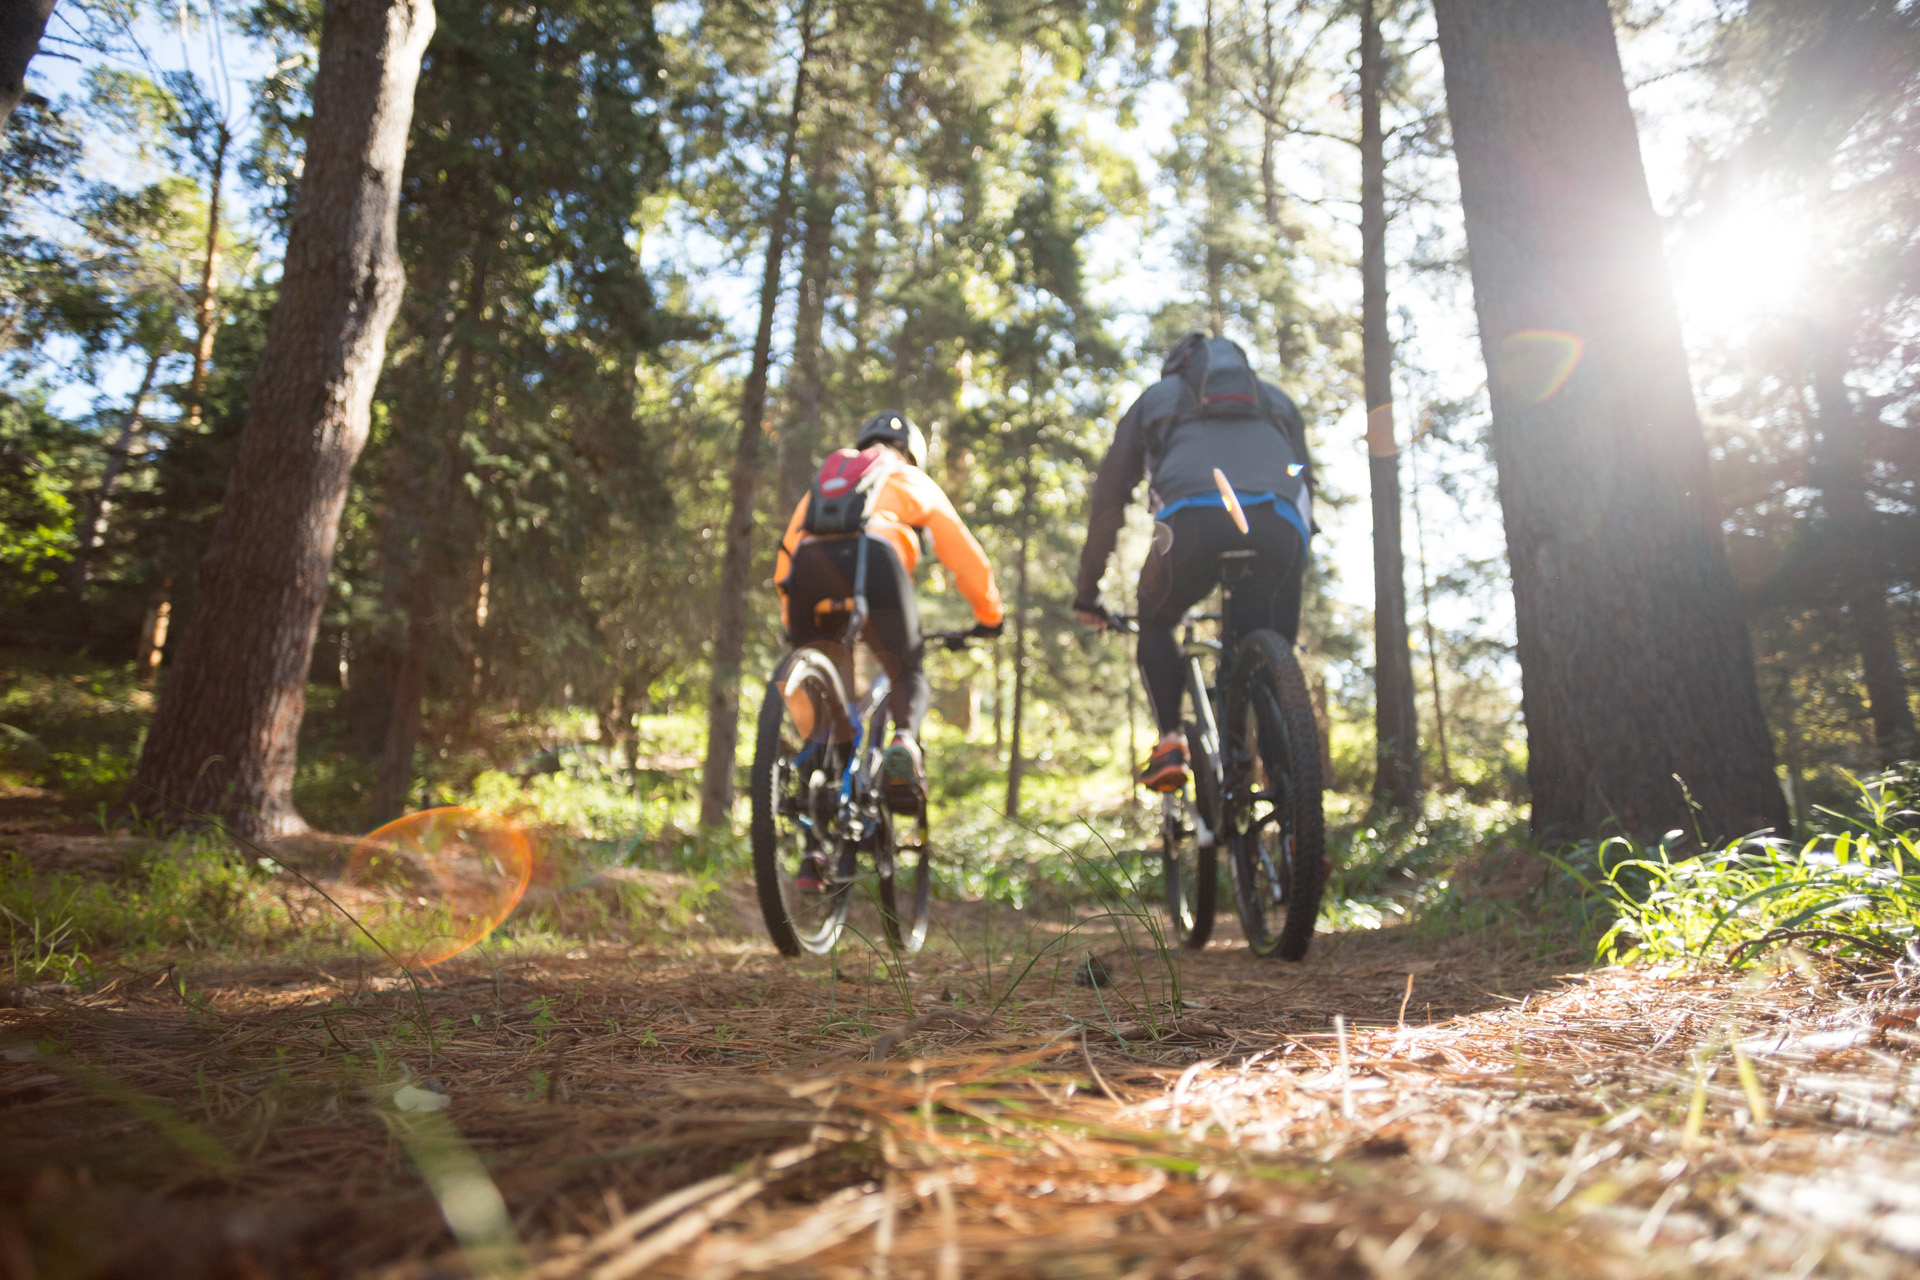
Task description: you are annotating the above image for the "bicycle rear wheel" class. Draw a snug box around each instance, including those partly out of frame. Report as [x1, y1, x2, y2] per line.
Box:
[751, 651, 858, 956]
[1161, 719, 1218, 950]
[1223, 631, 1326, 960]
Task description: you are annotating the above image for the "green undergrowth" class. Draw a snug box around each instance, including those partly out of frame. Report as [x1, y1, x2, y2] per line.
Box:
[0, 837, 309, 984]
[1321, 795, 1534, 932]
[1554, 763, 1919, 968]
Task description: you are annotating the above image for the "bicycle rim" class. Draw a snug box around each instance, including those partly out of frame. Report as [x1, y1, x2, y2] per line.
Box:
[1225, 632, 1327, 960]
[750, 655, 856, 956]
[1161, 720, 1217, 950]
[878, 806, 932, 953]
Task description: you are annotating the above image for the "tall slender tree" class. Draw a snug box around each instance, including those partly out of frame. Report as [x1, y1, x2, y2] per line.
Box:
[698, 0, 818, 828]
[1359, 0, 1421, 813]
[1431, 0, 1788, 840]
[131, 0, 436, 838]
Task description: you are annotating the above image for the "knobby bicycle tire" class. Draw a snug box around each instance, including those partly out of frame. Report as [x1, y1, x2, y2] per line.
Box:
[751, 653, 857, 956]
[1162, 718, 1218, 950]
[1224, 630, 1327, 961]
[866, 699, 932, 953]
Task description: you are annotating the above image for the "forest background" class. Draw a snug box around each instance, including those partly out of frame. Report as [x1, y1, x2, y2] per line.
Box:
[1, 0, 1914, 867]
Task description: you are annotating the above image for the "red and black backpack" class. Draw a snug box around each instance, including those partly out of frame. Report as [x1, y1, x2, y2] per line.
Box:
[803, 445, 898, 536]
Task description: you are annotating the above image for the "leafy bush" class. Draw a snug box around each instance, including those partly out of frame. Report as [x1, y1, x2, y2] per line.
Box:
[1560, 764, 1920, 967]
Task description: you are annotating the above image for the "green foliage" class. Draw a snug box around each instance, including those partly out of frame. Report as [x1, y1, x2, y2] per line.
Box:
[1321, 794, 1531, 933]
[0, 840, 303, 981]
[0, 649, 148, 795]
[0, 399, 77, 612]
[1561, 765, 1920, 967]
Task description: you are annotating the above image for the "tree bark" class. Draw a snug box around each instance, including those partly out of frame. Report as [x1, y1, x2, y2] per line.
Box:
[1408, 431, 1453, 790]
[1260, 0, 1280, 227]
[777, 171, 838, 517]
[1004, 523, 1030, 820]
[1361, 0, 1422, 815]
[69, 343, 165, 599]
[1202, 0, 1224, 336]
[130, 0, 436, 841]
[0, 0, 54, 131]
[369, 259, 489, 825]
[1809, 349, 1919, 765]
[698, 0, 818, 829]
[1432, 0, 1786, 841]
[186, 125, 230, 431]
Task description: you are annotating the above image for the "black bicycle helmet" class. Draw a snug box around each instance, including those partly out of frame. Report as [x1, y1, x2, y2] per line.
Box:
[854, 410, 928, 468]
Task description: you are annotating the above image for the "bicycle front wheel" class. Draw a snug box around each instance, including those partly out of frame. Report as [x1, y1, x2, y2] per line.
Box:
[751, 651, 858, 956]
[877, 805, 932, 953]
[1223, 631, 1326, 960]
[863, 698, 932, 954]
[1161, 719, 1218, 950]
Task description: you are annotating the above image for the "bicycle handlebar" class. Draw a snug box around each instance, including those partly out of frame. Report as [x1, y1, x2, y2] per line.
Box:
[929, 625, 1000, 651]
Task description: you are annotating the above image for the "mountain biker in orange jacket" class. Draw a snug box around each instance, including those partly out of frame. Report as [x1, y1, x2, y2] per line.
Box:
[776, 411, 1005, 816]
[1075, 333, 1313, 793]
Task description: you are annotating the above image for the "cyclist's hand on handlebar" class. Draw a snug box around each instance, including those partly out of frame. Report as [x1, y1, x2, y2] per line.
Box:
[1073, 601, 1110, 631]
[968, 620, 1004, 640]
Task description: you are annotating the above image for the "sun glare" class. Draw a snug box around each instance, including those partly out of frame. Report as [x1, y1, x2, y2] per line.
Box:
[1670, 205, 1814, 340]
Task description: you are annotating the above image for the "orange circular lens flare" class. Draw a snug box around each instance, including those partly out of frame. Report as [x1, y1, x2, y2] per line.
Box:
[1496, 330, 1585, 406]
[343, 807, 534, 968]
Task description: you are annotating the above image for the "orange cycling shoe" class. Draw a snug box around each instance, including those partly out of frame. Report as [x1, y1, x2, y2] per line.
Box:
[1138, 739, 1190, 793]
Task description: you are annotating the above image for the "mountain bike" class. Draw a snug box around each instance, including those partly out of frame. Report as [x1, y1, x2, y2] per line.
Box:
[750, 610, 982, 957]
[1107, 546, 1327, 960]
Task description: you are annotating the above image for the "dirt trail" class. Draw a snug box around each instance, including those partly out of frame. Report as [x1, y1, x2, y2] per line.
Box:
[3, 823, 1919, 1277]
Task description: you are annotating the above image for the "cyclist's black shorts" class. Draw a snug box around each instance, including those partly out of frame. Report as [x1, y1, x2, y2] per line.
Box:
[1136, 503, 1305, 733]
[783, 534, 927, 733]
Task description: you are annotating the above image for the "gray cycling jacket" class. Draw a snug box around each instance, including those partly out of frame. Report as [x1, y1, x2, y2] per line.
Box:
[1074, 338, 1312, 607]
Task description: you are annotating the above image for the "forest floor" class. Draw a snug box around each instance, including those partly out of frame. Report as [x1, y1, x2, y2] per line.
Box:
[4, 786, 1920, 1278]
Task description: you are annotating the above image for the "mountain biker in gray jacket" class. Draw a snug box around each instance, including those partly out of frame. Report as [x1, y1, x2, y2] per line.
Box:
[1074, 332, 1313, 792]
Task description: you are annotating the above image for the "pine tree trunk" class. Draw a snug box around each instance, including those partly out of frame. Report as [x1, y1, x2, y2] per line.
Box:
[69, 344, 165, 599]
[1810, 350, 1919, 764]
[1259, 0, 1279, 227]
[369, 262, 489, 824]
[698, 0, 816, 829]
[777, 172, 838, 516]
[1004, 526, 1030, 820]
[186, 125, 229, 431]
[1361, 0, 1422, 815]
[1432, 0, 1787, 842]
[1201, 0, 1223, 335]
[130, 0, 436, 841]
[0, 0, 54, 131]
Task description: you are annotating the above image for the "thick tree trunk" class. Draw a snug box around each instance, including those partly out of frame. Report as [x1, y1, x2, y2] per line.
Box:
[1432, 0, 1786, 842]
[186, 126, 229, 431]
[0, 0, 54, 131]
[777, 173, 838, 516]
[69, 343, 166, 599]
[130, 0, 435, 841]
[1361, 0, 1421, 815]
[1809, 351, 1919, 764]
[1004, 526, 1030, 820]
[698, 0, 816, 829]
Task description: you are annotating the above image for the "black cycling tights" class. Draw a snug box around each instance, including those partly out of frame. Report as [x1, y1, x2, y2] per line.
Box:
[784, 535, 928, 736]
[1135, 503, 1306, 736]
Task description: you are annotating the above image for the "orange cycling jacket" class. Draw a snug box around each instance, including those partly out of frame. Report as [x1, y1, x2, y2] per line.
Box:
[776, 463, 1005, 631]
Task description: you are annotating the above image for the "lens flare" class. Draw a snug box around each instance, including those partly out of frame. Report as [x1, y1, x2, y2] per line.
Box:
[343, 807, 534, 968]
[1496, 330, 1584, 406]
